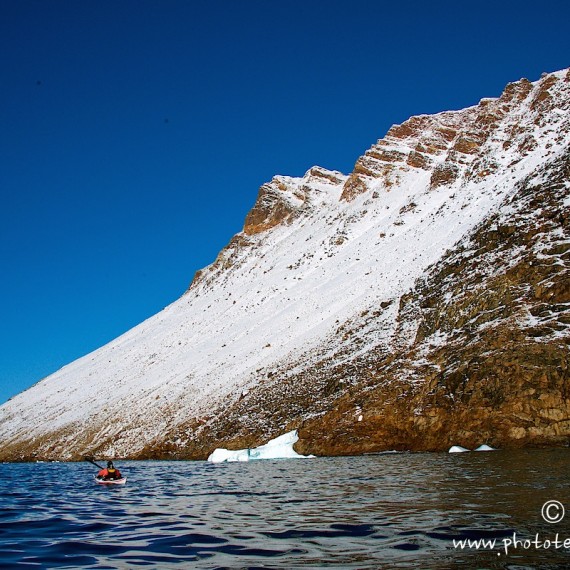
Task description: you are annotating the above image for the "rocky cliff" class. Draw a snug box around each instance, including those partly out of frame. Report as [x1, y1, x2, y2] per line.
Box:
[0, 68, 568, 461]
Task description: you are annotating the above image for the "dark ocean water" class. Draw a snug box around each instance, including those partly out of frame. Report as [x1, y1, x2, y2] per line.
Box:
[1, 449, 569, 569]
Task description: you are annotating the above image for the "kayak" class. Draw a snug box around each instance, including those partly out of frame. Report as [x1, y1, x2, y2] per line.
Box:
[95, 476, 127, 485]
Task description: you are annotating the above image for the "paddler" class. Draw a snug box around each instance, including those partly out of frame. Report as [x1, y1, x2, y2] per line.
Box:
[97, 460, 123, 481]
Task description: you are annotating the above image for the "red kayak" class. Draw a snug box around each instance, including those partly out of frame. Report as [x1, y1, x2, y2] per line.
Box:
[95, 476, 127, 485]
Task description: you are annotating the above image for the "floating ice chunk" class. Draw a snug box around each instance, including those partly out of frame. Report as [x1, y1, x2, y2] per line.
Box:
[474, 444, 496, 451]
[207, 430, 314, 463]
[207, 448, 251, 463]
[448, 445, 470, 453]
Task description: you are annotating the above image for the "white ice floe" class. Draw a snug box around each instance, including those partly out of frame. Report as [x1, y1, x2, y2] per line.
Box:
[448, 445, 470, 453]
[207, 430, 314, 463]
[474, 444, 496, 451]
[449, 444, 498, 453]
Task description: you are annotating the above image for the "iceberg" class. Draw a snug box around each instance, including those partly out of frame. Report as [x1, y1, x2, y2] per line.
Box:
[474, 444, 497, 451]
[448, 445, 470, 453]
[207, 430, 314, 463]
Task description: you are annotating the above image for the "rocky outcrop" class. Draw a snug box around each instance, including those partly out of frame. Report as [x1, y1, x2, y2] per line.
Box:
[340, 69, 570, 201]
[244, 167, 346, 236]
[189, 166, 346, 291]
[243, 178, 300, 236]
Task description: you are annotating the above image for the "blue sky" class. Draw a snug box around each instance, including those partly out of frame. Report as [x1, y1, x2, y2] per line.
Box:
[1, 0, 569, 405]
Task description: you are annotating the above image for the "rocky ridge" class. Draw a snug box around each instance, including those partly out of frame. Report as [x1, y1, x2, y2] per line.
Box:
[0, 68, 568, 461]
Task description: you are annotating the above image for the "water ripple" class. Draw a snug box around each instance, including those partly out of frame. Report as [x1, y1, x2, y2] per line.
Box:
[1, 450, 569, 568]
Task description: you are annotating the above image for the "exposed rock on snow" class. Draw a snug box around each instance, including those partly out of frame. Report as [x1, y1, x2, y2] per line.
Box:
[0, 68, 569, 461]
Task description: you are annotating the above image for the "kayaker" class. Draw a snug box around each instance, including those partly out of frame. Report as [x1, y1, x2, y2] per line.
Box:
[97, 460, 122, 481]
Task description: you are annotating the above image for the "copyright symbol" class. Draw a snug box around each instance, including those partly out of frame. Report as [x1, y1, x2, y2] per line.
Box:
[542, 500, 565, 524]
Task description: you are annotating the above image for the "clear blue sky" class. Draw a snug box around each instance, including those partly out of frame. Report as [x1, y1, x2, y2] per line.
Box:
[1, 0, 569, 405]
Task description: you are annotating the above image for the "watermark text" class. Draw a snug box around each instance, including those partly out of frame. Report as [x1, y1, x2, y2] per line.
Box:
[453, 501, 569, 557]
[454, 532, 570, 556]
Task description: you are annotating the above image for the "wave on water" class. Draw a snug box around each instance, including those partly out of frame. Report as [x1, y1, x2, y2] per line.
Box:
[1, 450, 569, 568]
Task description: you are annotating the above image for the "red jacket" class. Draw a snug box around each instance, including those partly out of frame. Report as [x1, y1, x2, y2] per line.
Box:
[97, 467, 122, 480]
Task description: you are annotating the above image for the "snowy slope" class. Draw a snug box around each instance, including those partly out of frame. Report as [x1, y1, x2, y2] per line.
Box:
[0, 68, 568, 460]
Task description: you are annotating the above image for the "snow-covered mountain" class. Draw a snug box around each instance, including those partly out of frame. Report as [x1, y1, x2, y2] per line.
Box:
[1, 68, 569, 461]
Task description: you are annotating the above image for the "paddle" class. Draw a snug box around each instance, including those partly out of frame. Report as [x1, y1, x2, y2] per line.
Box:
[84, 456, 105, 470]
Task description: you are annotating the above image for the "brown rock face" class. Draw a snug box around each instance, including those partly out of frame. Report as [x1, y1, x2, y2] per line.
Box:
[429, 163, 460, 188]
[243, 166, 346, 236]
[297, 149, 570, 455]
[243, 179, 297, 235]
[340, 72, 568, 202]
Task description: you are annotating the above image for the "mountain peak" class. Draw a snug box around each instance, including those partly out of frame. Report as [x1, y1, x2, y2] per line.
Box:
[243, 167, 346, 236]
[340, 68, 569, 201]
